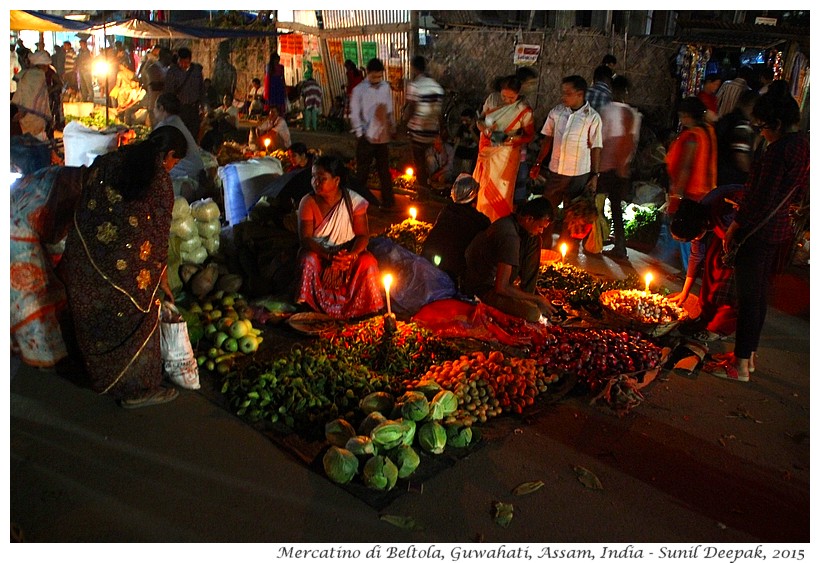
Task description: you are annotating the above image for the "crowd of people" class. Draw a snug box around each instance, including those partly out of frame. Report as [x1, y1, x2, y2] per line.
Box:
[10, 41, 808, 411]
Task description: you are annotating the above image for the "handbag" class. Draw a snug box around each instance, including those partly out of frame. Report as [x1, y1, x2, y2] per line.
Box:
[160, 302, 201, 390]
[721, 183, 802, 269]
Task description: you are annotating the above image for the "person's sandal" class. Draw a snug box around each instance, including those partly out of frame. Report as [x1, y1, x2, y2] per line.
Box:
[705, 360, 749, 383]
[121, 386, 179, 409]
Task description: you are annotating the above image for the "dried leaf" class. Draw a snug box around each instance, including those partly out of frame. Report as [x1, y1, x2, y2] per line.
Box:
[512, 480, 545, 496]
[573, 465, 603, 490]
[379, 514, 423, 531]
[492, 501, 514, 528]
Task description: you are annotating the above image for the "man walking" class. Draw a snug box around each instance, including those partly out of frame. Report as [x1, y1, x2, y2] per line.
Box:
[598, 75, 641, 260]
[586, 65, 613, 113]
[403, 55, 444, 201]
[530, 75, 602, 247]
[62, 41, 77, 91]
[164, 47, 205, 138]
[349, 58, 396, 208]
[75, 38, 94, 102]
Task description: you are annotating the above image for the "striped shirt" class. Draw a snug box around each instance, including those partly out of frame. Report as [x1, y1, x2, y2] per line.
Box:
[405, 74, 444, 144]
[301, 78, 322, 109]
[63, 49, 75, 73]
[540, 102, 603, 177]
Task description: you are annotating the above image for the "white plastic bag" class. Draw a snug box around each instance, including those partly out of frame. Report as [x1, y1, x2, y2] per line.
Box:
[160, 303, 200, 390]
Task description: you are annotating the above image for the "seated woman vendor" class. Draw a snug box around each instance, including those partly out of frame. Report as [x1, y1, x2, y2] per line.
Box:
[463, 197, 556, 323]
[295, 154, 385, 319]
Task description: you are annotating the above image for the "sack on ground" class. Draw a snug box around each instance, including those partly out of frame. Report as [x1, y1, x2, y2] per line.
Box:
[160, 303, 200, 390]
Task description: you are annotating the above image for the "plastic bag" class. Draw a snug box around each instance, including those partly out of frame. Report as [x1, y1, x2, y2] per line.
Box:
[584, 193, 610, 254]
[160, 303, 200, 390]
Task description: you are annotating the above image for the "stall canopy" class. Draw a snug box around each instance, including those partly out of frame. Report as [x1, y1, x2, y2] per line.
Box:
[10, 10, 92, 32]
[86, 18, 277, 39]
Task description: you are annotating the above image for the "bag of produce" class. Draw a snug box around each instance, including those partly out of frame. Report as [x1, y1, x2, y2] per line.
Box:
[171, 215, 198, 240]
[159, 303, 200, 390]
[201, 235, 220, 256]
[190, 197, 221, 222]
[179, 236, 203, 254]
[196, 218, 221, 239]
[172, 196, 192, 220]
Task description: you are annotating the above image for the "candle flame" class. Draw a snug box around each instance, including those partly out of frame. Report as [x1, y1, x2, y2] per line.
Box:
[560, 243, 568, 260]
[405, 167, 414, 178]
[644, 272, 653, 292]
[383, 274, 393, 291]
[264, 138, 271, 147]
[409, 207, 417, 221]
[433, 255, 441, 266]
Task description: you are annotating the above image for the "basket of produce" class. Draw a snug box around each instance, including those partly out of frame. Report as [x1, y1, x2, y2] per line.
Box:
[540, 249, 561, 265]
[599, 289, 687, 337]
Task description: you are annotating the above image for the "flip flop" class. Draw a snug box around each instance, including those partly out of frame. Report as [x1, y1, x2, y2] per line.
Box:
[121, 386, 179, 409]
[711, 351, 756, 373]
[705, 360, 749, 383]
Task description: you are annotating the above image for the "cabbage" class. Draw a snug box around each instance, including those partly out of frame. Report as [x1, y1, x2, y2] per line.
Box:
[171, 215, 198, 240]
[325, 418, 356, 448]
[179, 236, 202, 254]
[344, 435, 374, 457]
[401, 394, 430, 422]
[418, 421, 447, 454]
[389, 445, 420, 479]
[190, 198, 221, 222]
[188, 245, 208, 264]
[359, 391, 394, 415]
[369, 420, 406, 450]
[362, 455, 398, 491]
[172, 196, 191, 219]
[400, 419, 416, 446]
[196, 218, 221, 238]
[446, 424, 473, 448]
[322, 446, 359, 484]
[430, 390, 458, 419]
[201, 235, 220, 256]
[358, 411, 387, 437]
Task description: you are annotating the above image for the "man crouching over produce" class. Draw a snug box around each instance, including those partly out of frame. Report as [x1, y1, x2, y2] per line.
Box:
[463, 197, 556, 322]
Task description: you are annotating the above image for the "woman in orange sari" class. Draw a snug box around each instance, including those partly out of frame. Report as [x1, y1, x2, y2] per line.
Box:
[473, 76, 535, 222]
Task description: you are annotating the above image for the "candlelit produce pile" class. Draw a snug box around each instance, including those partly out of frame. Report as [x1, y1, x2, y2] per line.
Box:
[536, 262, 642, 309]
[379, 218, 433, 255]
[600, 289, 687, 325]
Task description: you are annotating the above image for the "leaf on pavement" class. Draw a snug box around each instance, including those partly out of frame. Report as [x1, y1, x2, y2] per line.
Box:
[379, 514, 423, 531]
[492, 501, 514, 528]
[573, 465, 603, 490]
[512, 480, 545, 495]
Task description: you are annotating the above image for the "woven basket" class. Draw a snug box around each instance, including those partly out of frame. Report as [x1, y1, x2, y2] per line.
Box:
[599, 290, 687, 338]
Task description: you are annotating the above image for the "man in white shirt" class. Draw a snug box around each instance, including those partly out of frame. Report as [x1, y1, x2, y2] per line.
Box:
[152, 92, 205, 196]
[403, 55, 444, 201]
[257, 106, 291, 150]
[349, 58, 396, 208]
[530, 75, 603, 246]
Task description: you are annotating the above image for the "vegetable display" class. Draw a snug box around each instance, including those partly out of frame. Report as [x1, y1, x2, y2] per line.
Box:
[379, 218, 433, 255]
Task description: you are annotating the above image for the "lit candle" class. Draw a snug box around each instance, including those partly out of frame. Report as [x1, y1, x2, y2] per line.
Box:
[433, 255, 441, 267]
[405, 167, 414, 179]
[644, 272, 654, 294]
[383, 274, 393, 316]
[409, 207, 417, 221]
[263, 138, 271, 153]
[560, 243, 568, 262]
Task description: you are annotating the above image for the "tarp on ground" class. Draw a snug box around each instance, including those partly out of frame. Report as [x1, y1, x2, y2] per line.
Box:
[10, 10, 91, 32]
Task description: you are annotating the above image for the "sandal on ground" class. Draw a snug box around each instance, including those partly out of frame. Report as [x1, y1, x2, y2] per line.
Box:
[711, 351, 756, 373]
[704, 360, 749, 382]
[120, 386, 179, 409]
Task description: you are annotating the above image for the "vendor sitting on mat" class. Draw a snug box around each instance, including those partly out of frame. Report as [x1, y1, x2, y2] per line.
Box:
[463, 197, 556, 322]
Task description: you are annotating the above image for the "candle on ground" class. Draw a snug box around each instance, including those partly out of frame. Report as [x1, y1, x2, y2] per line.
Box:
[383, 274, 393, 316]
[644, 272, 653, 294]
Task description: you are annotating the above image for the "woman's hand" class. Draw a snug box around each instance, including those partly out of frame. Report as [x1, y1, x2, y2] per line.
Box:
[331, 249, 357, 270]
[667, 290, 688, 305]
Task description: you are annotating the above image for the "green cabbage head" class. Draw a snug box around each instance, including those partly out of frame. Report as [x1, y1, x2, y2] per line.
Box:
[418, 421, 447, 454]
[323, 446, 359, 484]
[362, 455, 399, 491]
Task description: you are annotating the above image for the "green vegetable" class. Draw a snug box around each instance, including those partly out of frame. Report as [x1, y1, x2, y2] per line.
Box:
[358, 411, 388, 436]
[359, 391, 394, 415]
[370, 420, 406, 450]
[401, 393, 430, 422]
[362, 455, 399, 491]
[418, 421, 447, 454]
[325, 418, 356, 448]
[345, 435, 375, 457]
[389, 445, 420, 479]
[445, 424, 473, 448]
[429, 389, 458, 420]
[322, 446, 359, 484]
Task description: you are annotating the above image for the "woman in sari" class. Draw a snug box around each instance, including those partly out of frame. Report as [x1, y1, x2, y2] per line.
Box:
[10, 167, 84, 367]
[473, 75, 535, 222]
[295, 154, 384, 319]
[58, 126, 188, 408]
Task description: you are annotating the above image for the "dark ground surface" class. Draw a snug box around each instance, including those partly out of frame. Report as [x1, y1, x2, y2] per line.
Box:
[8, 129, 813, 558]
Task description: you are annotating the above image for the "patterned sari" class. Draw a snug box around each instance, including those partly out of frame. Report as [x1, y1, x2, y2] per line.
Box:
[473, 100, 533, 222]
[59, 151, 173, 399]
[295, 191, 384, 319]
[10, 167, 84, 367]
